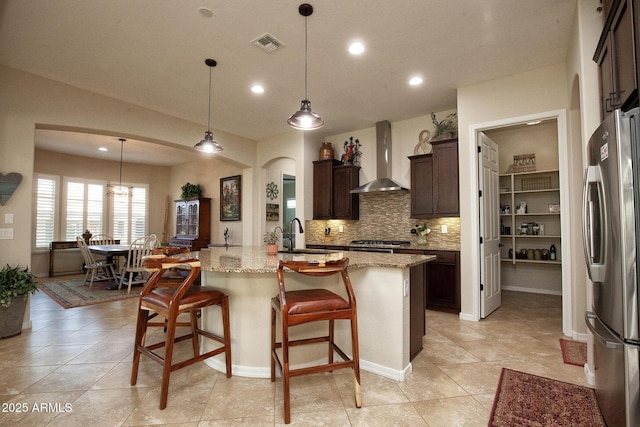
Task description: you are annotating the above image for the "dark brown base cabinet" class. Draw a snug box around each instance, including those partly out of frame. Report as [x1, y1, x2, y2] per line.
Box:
[396, 249, 461, 314]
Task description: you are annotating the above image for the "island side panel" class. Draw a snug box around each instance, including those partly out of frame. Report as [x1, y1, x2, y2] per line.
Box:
[200, 266, 412, 381]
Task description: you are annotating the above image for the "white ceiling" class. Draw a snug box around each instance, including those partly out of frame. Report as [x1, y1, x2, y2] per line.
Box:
[0, 0, 579, 166]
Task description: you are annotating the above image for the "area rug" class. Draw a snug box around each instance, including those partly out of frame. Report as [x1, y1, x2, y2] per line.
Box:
[38, 277, 140, 309]
[489, 368, 605, 427]
[559, 338, 588, 366]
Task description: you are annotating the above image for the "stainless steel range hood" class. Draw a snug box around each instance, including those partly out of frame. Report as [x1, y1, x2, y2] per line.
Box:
[350, 120, 408, 193]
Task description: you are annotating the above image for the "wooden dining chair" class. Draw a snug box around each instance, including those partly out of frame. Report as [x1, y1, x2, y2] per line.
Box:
[76, 236, 117, 288]
[131, 254, 232, 409]
[88, 234, 116, 245]
[119, 236, 153, 293]
[271, 257, 361, 424]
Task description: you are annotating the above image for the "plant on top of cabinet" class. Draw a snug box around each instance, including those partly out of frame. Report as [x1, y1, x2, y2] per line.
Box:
[430, 112, 458, 141]
[181, 182, 203, 200]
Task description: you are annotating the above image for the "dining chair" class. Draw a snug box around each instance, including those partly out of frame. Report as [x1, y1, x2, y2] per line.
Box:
[271, 257, 361, 424]
[131, 254, 232, 409]
[88, 234, 116, 245]
[119, 236, 154, 293]
[76, 236, 117, 288]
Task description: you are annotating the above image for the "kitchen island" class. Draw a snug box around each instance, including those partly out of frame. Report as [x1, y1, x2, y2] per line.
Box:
[197, 246, 433, 381]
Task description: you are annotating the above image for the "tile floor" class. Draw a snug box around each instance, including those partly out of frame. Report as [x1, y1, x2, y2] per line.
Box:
[0, 286, 588, 426]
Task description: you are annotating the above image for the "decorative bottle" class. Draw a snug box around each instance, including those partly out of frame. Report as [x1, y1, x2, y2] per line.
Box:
[549, 244, 556, 261]
[319, 142, 335, 160]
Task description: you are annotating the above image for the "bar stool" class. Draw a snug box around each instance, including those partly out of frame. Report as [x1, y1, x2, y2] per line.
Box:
[271, 257, 361, 424]
[130, 254, 232, 409]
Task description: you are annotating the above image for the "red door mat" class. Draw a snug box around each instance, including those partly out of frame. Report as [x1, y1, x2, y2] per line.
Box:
[559, 338, 587, 366]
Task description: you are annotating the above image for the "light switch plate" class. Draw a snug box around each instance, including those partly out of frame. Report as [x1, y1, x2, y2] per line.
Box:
[0, 228, 14, 239]
[4, 213, 14, 224]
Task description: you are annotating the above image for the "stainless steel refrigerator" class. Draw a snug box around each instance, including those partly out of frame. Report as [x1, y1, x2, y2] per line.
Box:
[584, 107, 640, 426]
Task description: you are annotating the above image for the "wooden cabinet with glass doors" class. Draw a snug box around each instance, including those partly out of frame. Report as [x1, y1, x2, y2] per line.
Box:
[499, 170, 561, 265]
[170, 197, 211, 251]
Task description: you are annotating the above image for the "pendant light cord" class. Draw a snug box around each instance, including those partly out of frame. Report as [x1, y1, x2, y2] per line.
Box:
[207, 66, 212, 131]
[119, 138, 124, 186]
[304, 14, 308, 100]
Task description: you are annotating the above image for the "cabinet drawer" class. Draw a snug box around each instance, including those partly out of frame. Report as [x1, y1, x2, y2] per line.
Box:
[424, 251, 457, 263]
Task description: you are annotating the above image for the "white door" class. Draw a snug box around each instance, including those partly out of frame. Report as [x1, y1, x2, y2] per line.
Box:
[479, 132, 501, 317]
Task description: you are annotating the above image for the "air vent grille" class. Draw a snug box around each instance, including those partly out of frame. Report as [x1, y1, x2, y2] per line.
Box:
[251, 33, 284, 53]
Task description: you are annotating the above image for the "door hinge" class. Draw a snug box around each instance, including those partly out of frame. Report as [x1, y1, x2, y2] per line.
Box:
[480, 283, 484, 291]
[478, 146, 482, 153]
[479, 190, 482, 197]
[479, 236, 483, 244]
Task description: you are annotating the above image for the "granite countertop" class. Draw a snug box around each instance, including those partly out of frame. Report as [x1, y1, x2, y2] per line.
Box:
[196, 246, 434, 274]
[306, 240, 461, 252]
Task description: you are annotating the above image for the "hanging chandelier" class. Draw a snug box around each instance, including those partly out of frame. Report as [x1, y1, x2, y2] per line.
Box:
[287, 3, 324, 130]
[106, 138, 133, 197]
[194, 58, 223, 153]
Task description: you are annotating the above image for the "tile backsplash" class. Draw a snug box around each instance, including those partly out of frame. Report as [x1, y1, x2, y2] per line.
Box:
[305, 191, 460, 248]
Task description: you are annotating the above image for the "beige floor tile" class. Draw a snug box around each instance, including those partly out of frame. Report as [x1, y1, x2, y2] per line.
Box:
[413, 395, 491, 427]
[2, 284, 588, 426]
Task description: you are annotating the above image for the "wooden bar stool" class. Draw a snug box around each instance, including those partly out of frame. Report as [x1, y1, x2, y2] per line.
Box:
[271, 257, 361, 424]
[130, 254, 232, 409]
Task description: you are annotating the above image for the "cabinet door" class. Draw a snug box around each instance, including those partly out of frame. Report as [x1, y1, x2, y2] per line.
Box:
[611, 0, 637, 110]
[597, 35, 615, 116]
[313, 160, 334, 219]
[432, 141, 460, 216]
[409, 263, 426, 360]
[410, 154, 434, 217]
[332, 165, 359, 219]
[424, 251, 460, 313]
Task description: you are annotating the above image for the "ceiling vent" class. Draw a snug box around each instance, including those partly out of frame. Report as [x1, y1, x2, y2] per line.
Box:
[251, 33, 285, 53]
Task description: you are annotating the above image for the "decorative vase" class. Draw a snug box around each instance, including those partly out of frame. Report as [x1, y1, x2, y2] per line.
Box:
[417, 235, 427, 245]
[266, 244, 278, 255]
[319, 142, 335, 160]
[0, 295, 28, 339]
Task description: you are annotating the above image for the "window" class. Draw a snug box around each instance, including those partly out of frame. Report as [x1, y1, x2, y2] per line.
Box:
[33, 174, 148, 249]
[34, 175, 58, 250]
[64, 179, 104, 241]
[112, 186, 147, 245]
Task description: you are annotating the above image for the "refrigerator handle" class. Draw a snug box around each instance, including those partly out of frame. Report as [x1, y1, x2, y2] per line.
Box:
[586, 311, 623, 349]
[582, 166, 606, 283]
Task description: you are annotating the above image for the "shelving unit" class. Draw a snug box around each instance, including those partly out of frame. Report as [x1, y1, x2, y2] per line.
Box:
[499, 169, 561, 265]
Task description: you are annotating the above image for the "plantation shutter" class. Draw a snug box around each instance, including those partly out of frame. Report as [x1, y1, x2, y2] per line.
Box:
[34, 175, 58, 250]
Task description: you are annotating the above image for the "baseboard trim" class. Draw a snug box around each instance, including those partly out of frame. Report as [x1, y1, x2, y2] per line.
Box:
[501, 285, 562, 296]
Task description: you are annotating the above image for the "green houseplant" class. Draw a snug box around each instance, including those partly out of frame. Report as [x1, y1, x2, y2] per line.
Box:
[0, 264, 38, 339]
[263, 231, 279, 255]
[181, 182, 203, 200]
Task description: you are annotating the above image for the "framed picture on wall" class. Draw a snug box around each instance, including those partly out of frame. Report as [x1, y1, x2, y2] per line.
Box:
[266, 203, 279, 221]
[220, 175, 241, 221]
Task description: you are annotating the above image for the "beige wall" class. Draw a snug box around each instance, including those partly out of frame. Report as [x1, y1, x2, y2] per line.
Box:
[0, 65, 256, 272]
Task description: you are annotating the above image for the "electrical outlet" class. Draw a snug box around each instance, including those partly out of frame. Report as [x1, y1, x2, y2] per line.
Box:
[339, 225, 344, 233]
[441, 224, 448, 233]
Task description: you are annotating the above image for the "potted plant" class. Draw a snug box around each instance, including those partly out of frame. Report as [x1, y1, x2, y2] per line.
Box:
[0, 264, 38, 339]
[181, 182, 203, 200]
[430, 112, 458, 141]
[263, 231, 280, 255]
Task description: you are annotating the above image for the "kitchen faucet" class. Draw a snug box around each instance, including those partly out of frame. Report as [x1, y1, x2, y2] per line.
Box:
[287, 217, 304, 251]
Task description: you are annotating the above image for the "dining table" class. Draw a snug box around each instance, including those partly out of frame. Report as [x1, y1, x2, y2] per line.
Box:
[88, 244, 130, 290]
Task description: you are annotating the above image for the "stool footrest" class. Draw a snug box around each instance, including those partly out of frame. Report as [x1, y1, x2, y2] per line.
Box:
[289, 360, 354, 378]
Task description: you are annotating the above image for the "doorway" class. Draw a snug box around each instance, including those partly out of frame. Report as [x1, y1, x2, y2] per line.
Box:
[282, 174, 296, 243]
[472, 109, 573, 335]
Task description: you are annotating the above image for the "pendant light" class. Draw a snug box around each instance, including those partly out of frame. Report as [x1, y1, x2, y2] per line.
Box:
[287, 3, 324, 130]
[106, 138, 133, 197]
[194, 58, 223, 153]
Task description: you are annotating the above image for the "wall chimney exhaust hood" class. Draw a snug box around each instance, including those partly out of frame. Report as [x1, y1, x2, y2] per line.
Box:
[350, 120, 408, 193]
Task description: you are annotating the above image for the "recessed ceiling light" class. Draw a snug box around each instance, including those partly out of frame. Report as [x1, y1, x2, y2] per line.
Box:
[409, 76, 423, 86]
[348, 42, 365, 55]
[251, 84, 265, 94]
[198, 7, 214, 18]
[99, 147, 107, 152]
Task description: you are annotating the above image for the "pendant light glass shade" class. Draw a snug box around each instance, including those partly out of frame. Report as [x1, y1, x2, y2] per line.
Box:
[107, 138, 133, 197]
[194, 59, 223, 152]
[288, 4, 323, 130]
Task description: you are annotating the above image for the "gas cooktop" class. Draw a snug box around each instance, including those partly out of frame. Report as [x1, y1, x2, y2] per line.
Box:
[350, 240, 411, 246]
